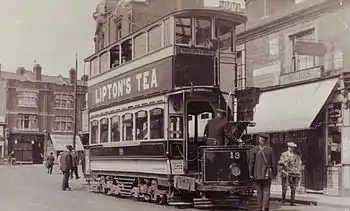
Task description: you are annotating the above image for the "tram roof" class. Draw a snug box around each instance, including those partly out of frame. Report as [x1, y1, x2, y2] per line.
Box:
[84, 8, 247, 62]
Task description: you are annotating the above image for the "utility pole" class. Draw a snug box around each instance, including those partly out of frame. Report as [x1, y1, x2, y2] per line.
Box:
[73, 54, 78, 150]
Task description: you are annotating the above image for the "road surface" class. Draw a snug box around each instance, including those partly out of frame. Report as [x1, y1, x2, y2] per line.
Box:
[0, 165, 343, 211]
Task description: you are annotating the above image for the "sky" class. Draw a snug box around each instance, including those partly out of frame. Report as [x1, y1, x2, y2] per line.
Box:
[0, 0, 100, 78]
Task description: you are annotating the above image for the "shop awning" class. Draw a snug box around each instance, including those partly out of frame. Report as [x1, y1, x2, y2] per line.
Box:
[247, 78, 338, 134]
[50, 134, 84, 151]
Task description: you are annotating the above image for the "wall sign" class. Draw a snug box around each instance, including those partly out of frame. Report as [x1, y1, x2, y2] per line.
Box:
[280, 66, 323, 85]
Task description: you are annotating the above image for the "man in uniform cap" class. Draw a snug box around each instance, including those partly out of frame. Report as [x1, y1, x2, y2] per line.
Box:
[60, 145, 73, 191]
[204, 108, 227, 146]
[249, 134, 277, 211]
[278, 141, 302, 206]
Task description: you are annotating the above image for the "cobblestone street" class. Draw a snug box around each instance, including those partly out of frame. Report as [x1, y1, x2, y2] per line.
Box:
[0, 165, 343, 211]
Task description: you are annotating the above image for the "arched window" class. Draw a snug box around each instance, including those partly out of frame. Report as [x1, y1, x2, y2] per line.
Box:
[111, 115, 121, 142]
[91, 120, 99, 144]
[136, 110, 148, 140]
[122, 113, 133, 141]
[150, 108, 164, 139]
[148, 25, 161, 52]
[100, 118, 109, 143]
[134, 32, 146, 58]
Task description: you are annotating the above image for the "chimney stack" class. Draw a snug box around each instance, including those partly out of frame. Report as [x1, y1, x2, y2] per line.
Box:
[33, 64, 42, 81]
[16, 67, 26, 75]
[69, 68, 76, 84]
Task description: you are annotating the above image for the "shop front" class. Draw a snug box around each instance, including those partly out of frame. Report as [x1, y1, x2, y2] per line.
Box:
[248, 77, 342, 194]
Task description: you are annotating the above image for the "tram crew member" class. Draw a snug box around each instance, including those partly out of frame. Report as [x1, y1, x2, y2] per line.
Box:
[46, 152, 55, 175]
[278, 142, 302, 206]
[249, 134, 277, 211]
[203, 108, 227, 146]
[70, 150, 80, 180]
[60, 145, 73, 191]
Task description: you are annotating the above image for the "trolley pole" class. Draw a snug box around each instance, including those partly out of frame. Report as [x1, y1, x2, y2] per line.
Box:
[73, 54, 78, 150]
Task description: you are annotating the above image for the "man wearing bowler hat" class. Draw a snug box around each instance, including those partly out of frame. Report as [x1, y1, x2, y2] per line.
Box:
[249, 134, 277, 211]
[204, 108, 227, 146]
[60, 145, 73, 191]
[278, 142, 301, 206]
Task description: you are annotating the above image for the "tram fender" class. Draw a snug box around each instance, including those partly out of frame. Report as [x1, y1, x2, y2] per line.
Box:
[173, 176, 196, 192]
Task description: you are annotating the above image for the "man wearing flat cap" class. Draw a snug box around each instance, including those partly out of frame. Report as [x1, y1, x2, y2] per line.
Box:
[60, 145, 73, 191]
[249, 134, 277, 211]
[204, 108, 227, 146]
[278, 142, 302, 206]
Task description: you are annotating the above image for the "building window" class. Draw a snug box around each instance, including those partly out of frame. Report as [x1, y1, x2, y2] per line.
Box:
[100, 33, 105, 50]
[55, 93, 74, 109]
[134, 32, 146, 58]
[111, 115, 121, 142]
[148, 25, 162, 52]
[164, 18, 170, 46]
[176, 17, 192, 45]
[54, 116, 73, 131]
[150, 108, 164, 139]
[17, 91, 37, 107]
[116, 24, 122, 41]
[91, 120, 98, 144]
[333, 48, 343, 70]
[236, 50, 245, 88]
[136, 110, 148, 140]
[16, 114, 37, 130]
[100, 118, 109, 143]
[123, 113, 133, 141]
[290, 29, 317, 71]
[269, 37, 279, 59]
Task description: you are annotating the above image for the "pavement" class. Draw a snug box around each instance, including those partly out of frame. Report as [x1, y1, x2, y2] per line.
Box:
[0, 164, 346, 211]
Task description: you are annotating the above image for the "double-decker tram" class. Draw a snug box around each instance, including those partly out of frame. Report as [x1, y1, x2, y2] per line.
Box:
[84, 8, 260, 209]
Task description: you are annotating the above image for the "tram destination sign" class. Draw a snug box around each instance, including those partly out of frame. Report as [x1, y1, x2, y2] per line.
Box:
[88, 57, 173, 109]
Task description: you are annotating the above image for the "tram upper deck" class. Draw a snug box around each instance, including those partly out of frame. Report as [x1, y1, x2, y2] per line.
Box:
[85, 8, 247, 111]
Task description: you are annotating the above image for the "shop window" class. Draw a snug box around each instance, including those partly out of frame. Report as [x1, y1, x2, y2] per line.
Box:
[110, 46, 120, 68]
[121, 39, 132, 64]
[123, 113, 133, 141]
[148, 25, 162, 52]
[91, 120, 98, 144]
[134, 32, 146, 58]
[169, 116, 183, 139]
[136, 110, 148, 140]
[100, 52, 109, 73]
[100, 118, 109, 143]
[150, 108, 164, 139]
[164, 18, 171, 46]
[195, 17, 212, 46]
[111, 115, 121, 142]
[175, 17, 192, 45]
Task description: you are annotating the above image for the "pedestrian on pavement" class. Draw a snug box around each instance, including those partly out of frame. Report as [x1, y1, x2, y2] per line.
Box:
[57, 152, 63, 174]
[249, 134, 277, 211]
[81, 152, 86, 176]
[8, 151, 15, 166]
[70, 150, 80, 180]
[278, 142, 302, 206]
[60, 145, 73, 191]
[46, 152, 55, 174]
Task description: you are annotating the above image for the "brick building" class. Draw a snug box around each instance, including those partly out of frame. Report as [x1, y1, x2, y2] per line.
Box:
[1, 64, 87, 164]
[237, 0, 350, 196]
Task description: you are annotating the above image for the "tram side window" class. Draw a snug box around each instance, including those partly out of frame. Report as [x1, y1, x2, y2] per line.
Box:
[110, 46, 120, 68]
[136, 110, 148, 140]
[121, 39, 132, 64]
[175, 17, 192, 45]
[150, 108, 164, 139]
[148, 25, 162, 52]
[100, 53, 109, 73]
[91, 120, 98, 144]
[111, 115, 121, 142]
[90, 57, 99, 77]
[164, 19, 170, 46]
[169, 116, 184, 139]
[100, 118, 109, 143]
[195, 17, 212, 46]
[134, 32, 146, 58]
[123, 113, 133, 141]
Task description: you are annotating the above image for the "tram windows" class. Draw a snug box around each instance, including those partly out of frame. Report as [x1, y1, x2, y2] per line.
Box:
[136, 110, 148, 140]
[175, 17, 192, 45]
[134, 32, 146, 58]
[111, 116, 121, 142]
[100, 118, 109, 143]
[121, 39, 132, 63]
[169, 116, 184, 139]
[195, 17, 212, 46]
[100, 52, 109, 73]
[122, 113, 133, 141]
[91, 120, 98, 144]
[90, 57, 99, 77]
[164, 19, 170, 46]
[150, 108, 164, 139]
[110, 46, 120, 68]
[148, 25, 162, 52]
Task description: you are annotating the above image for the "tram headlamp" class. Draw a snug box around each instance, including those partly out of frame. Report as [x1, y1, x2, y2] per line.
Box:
[229, 164, 241, 177]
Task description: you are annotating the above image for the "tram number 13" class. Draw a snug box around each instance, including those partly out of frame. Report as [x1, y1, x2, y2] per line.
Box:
[230, 152, 240, 159]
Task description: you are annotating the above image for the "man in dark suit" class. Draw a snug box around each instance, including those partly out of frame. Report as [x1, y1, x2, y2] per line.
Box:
[60, 145, 73, 191]
[249, 134, 277, 211]
[203, 109, 227, 145]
